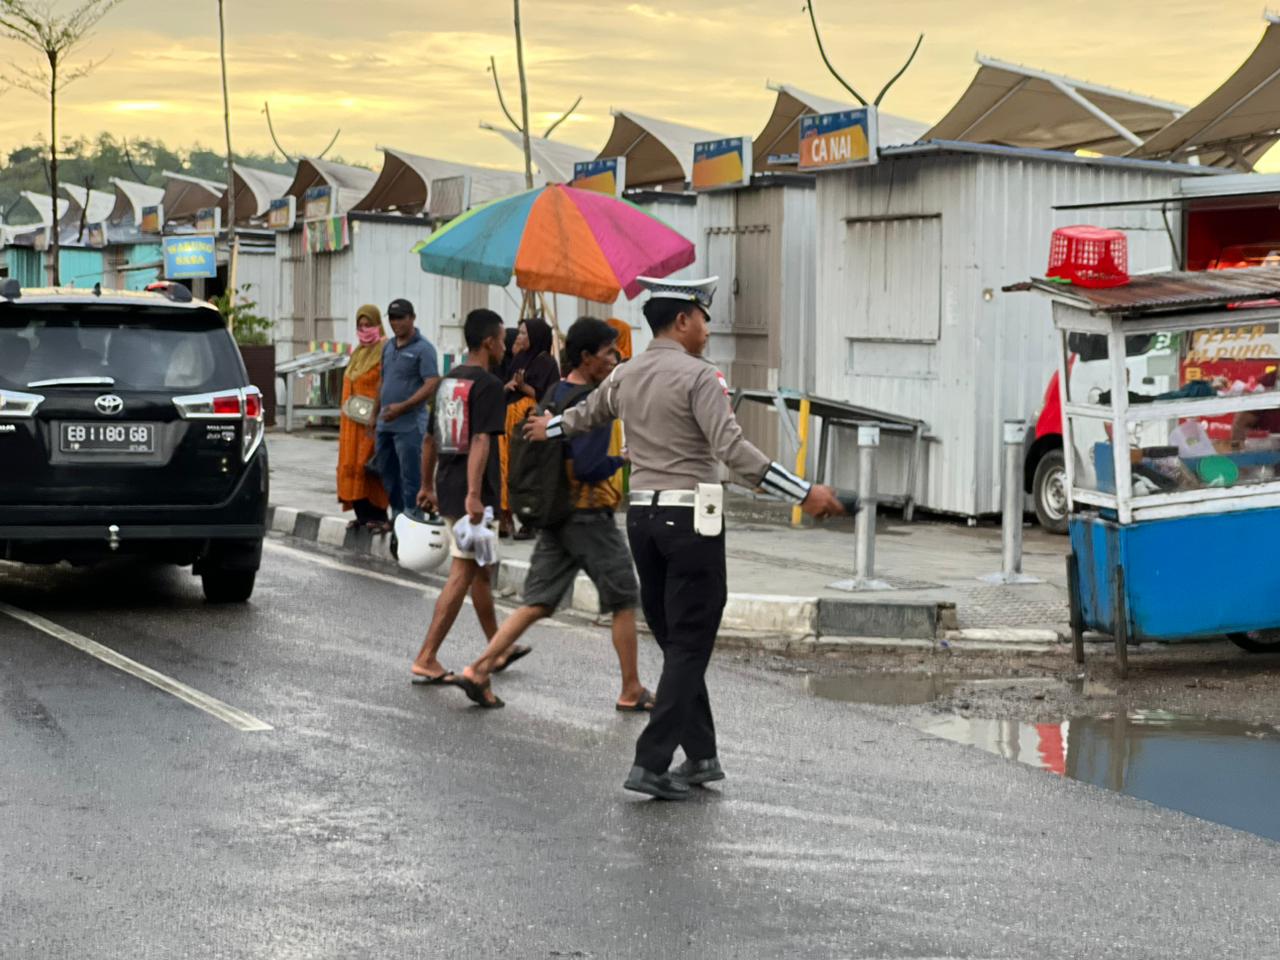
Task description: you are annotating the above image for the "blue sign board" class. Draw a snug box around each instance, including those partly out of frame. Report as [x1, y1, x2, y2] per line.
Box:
[163, 235, 217, 280]
[692, 136, 753, 190]
[571, 157, 626, 197]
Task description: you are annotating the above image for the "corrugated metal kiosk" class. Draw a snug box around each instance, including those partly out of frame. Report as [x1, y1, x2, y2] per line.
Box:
[810, 141, 1219, 519]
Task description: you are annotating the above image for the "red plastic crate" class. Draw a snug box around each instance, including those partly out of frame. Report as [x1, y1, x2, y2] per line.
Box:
[1047, 225, 1129, 288]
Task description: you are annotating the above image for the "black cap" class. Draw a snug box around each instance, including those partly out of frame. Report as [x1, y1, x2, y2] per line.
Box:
[387, 298, 415, 318]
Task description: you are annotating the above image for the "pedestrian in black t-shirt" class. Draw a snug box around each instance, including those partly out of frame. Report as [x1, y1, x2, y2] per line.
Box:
[409, 309, 508, 685]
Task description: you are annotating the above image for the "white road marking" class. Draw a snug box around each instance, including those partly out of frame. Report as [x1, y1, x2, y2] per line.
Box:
[263, 540, 581, 630]
[0, 602, 272, 733]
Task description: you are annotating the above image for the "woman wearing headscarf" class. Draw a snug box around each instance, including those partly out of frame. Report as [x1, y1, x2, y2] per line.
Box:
[606, 317, 632, 364]
[499, 317, 560, 539]
[337, 304, 392, 531]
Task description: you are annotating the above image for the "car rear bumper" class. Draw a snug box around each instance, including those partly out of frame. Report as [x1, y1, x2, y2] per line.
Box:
[0, 523, 265, 540]
[0, 449, 267, 528]
[0, 451, 267, 560]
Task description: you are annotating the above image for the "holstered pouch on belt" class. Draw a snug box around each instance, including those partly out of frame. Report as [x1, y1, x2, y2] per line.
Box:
[694, 483, 724, 537]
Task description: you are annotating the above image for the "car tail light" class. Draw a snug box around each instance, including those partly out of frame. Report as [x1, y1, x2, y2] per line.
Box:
[173, 386, 266, 463]
[241, 386, 265, 462]
[212, 394, 242, 416]
[0, 388, 44, 418]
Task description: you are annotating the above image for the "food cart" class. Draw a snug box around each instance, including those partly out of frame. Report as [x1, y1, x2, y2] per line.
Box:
[1028, 267, 1280, 676]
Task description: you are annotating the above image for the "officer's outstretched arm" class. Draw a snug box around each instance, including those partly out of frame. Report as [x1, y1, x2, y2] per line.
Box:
[691, 369, 842, 515]
[545, 369, 618, 439]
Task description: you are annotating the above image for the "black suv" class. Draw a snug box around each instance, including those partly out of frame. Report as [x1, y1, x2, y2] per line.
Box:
[0, 282, 268, 601]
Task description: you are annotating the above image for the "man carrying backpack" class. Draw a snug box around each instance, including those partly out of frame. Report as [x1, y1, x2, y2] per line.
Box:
[409, 309, 507, 686]
[452, 317, 653, 712]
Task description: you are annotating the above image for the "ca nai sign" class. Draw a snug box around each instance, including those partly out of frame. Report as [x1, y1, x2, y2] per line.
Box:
[571, 158, 626, 198]
[693, 137, 753, 191]
[799, 107, 878, 171]
[163, 235, 217, 280]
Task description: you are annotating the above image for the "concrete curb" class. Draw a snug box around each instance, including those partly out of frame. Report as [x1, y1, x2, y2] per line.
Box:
[266, 505, 987, 646]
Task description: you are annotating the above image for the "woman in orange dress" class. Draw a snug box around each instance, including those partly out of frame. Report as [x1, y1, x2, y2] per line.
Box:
[499, 317, 560, 539]
[337, 304, 391, 531]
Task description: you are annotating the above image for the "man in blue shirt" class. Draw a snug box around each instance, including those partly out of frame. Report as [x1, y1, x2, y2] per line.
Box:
[375, 298, 440, 518]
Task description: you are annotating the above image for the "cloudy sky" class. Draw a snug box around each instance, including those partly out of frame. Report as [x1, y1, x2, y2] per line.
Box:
[1, 0, 1276, 169]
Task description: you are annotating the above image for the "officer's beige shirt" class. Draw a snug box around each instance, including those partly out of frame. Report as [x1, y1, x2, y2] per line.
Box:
[557, 338, 771, 492]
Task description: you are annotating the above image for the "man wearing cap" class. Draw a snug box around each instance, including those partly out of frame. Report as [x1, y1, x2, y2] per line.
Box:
[525, 276, 847, 800]
[375, 298, 440, 519]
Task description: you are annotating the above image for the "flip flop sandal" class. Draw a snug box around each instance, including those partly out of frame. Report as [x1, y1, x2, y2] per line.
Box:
[493, 645, 532, 674]
[455, 675, 505, 709]
[410, 671, 456, 686]
[616, 687, 656, 712]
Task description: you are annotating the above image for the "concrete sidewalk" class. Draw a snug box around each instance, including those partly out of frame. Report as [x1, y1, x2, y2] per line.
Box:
[266, 429, 1071, 648]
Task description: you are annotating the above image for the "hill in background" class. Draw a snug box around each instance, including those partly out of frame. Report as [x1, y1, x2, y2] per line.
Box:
[0, 133, 366, 225]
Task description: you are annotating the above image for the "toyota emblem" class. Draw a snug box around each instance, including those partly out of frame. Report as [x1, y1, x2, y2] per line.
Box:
[95, 394, 124, 416]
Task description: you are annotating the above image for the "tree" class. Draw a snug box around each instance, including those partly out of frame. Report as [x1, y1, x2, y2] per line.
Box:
[0, 0, 121, 284]
[802, 1, 923, 108]
[216, 0, 236, 306]
[488, 0, 581, 189]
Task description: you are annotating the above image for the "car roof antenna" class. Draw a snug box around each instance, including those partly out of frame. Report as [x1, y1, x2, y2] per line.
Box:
[92, 282, 102, 297]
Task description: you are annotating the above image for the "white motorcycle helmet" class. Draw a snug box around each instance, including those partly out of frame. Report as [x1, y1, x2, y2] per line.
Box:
[393, 513, 449, 573]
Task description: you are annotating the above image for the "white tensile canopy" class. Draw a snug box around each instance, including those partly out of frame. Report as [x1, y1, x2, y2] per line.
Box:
[925, 55, 1185, 157]
[595, 109, 730, 189]
[480, 123, 596, 184]
[1132, 15, 1280, 170]
[283, 157, 378, 215]
[108, 178, 164, 224]
[352, 147, 527, 216]
[218, 164, 295, 225]
[159, 171, 225, 223]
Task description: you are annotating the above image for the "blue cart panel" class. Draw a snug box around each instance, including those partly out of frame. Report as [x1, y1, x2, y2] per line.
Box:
[1070, 508, 1280, 641]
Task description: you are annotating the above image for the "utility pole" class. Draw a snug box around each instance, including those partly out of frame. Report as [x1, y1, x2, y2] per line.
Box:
[217, 0, 238, 307]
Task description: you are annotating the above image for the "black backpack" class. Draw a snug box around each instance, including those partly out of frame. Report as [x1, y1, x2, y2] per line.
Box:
[508, 382, 594, 530]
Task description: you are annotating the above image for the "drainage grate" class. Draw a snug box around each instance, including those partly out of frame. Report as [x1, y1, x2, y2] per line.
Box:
[952, 584, 1069, 629]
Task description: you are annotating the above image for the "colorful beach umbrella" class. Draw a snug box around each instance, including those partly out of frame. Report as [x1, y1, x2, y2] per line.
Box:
[413, 184, 696, 303]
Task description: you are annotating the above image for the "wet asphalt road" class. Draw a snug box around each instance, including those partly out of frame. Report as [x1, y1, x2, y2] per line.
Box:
[2, 538, 1280, 960]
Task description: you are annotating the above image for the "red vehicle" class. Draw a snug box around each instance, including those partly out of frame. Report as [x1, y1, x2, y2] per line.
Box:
[1024, 178, 1280, 532]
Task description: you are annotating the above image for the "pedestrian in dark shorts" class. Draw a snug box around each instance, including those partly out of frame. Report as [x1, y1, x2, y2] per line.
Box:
[409, 309, 507, 686]
[454, 317, 653, 711]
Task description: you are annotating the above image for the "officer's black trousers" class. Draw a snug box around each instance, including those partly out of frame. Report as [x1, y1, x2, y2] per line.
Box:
[626, 504, 727, 774]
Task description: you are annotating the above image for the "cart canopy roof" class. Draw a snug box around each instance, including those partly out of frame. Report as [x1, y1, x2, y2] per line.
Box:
[1021, 266, 1280, 315]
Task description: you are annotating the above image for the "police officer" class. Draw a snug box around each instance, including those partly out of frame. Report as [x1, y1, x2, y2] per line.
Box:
[525, 276, 845, 800]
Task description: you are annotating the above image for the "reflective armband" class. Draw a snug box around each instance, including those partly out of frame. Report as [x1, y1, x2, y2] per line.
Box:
[545, 414, 564, 439]
[760, 461, 812, 504]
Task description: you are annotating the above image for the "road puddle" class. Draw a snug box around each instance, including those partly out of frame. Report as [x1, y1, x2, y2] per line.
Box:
[806, 671, 978, 706]
[920, 711, 1280, 841]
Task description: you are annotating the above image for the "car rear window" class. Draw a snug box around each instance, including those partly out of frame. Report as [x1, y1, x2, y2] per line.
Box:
[0, 305, 244, 392]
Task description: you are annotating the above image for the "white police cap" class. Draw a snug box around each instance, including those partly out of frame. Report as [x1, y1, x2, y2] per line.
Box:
[636, 275, 718, 311]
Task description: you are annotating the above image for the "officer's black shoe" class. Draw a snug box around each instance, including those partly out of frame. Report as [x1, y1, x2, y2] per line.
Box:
[670, 757, 725, 786]
[623, 765, 692, 801]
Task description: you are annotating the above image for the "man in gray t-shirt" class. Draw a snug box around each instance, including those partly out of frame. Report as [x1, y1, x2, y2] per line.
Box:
[374, 298, 439, 517]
